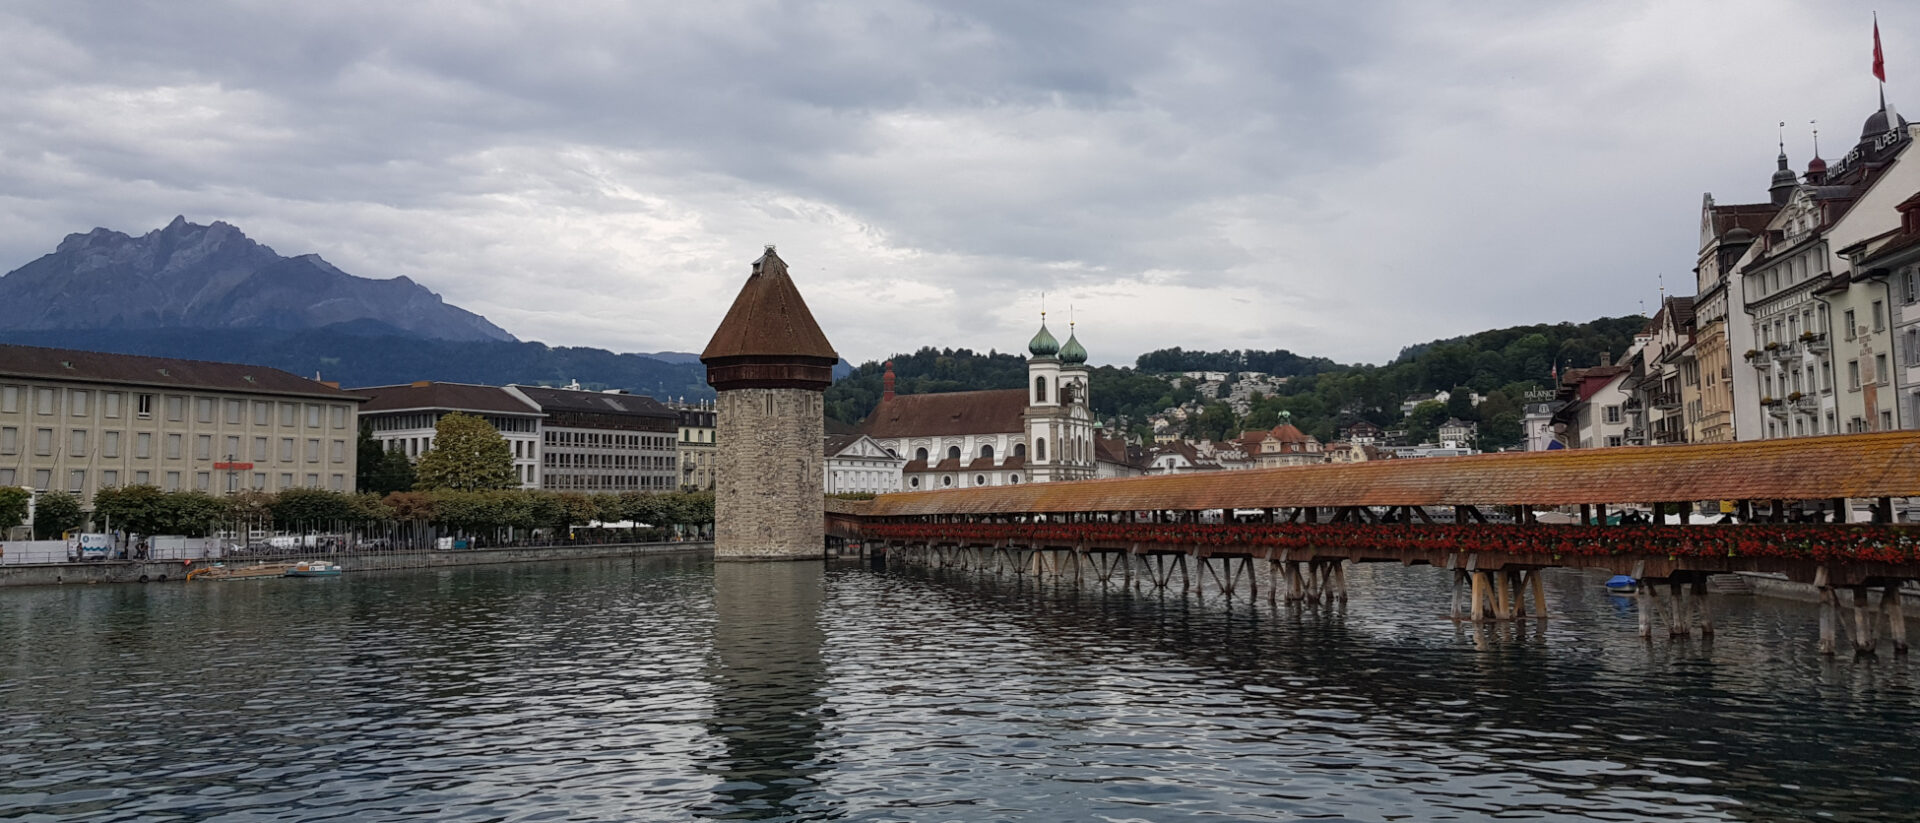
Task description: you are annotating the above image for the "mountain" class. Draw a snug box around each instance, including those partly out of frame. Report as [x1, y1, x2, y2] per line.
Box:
[0, 216, 515, 342]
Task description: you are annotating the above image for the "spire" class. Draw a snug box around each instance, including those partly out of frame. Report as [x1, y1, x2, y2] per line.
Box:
[1770, 121, 1798, 206]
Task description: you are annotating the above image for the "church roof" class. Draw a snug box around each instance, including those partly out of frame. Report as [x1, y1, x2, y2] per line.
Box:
[859, 388, 1029, 438]
[1270, 423, 1313, 442]
[701, 247, 837, 362]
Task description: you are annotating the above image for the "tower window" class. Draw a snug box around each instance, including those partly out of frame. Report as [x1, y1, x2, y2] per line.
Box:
[1036, 438, 1046, 461]
[1035, 376, 1048, 403]
[947, 445, 961, 460]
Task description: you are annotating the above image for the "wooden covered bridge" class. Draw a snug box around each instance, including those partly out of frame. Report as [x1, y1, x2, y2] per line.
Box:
[826, 431, 1920, 654]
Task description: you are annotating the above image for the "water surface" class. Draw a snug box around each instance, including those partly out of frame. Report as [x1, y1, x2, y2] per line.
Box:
[2, 554, 1916, 821]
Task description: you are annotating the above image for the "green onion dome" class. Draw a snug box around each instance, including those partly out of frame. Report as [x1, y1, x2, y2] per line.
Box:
[1059, 329, 1087, 364]
[1028, 318, 1060, 357]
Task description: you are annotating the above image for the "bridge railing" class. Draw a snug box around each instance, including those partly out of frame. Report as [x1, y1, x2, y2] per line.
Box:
[862, 521, 1920, 565]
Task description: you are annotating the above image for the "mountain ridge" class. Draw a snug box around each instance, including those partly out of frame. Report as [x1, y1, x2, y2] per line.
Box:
[0, 217, 516, 343]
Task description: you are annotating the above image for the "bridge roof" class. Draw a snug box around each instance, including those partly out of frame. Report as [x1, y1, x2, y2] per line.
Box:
[858, 431, 1920, 516]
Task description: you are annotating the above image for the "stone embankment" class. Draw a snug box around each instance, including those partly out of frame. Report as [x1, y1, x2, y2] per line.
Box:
[0, 541, 713, 588]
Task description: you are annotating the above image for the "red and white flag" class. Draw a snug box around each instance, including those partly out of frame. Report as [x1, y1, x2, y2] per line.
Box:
[1875, 16, 1887, 82]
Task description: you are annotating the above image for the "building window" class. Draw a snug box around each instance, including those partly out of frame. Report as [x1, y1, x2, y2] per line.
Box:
[0, 427, 13, 455]
[166, 433, 182, 459]
[1875, 354, 1889, 385]
[35, 428, 53, 456]
[165, 471, 181, 491]
[1849, 360, 1862, 390]
[104, 431, 119, 458]
[1036, 438, 1047, 461]
[194, 471, 210, 491]
[914, 447, 928, 462]
[253, 472, 267, 490]
[330, 474, 345, 491]
[68, 470, 85, 493]
[330, 440, 346, 463]
[942, 475, 953, 487]
[280, 438, 295, 462]
[280, 472, 293, 489]
[1604, 405, 1621, 424]
[196, 397, 213, 424]
[136, 433, 151, 459]
[34, 469, 51, 491]
[69, 390, 88, 417]
[1872, 300, 1886, 332]
[1845, 310, 1857, 340]
[0, 469, 12, 485]
[280, 403, 297, 426]
[1881, 410, 1894, 431]
[0, 385, 16, 413]
[195, 434, 212, 460]
[254, 401, 271, 425]
[980, 444, 995, 460]
[1009, 475, 1020, 484]
[975, 474, 987, 486]
[69, 430, 86, 457]
[36, 388, 55, 415]
[306, 404, 322, 428]
[102, 470, 117, 488]
[1035, 376, 1048, 403]
[103, 392, 121, 418]
[253, 437, 268, 461]
[947, 445, 961, 460]
[305, 473, 320, 488]
[166, 395, 184, 421]
[137, 393, 153, 418]
[331, 406, 347, 429]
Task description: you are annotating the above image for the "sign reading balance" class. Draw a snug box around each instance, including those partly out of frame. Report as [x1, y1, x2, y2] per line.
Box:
[212, 462, 254, 470]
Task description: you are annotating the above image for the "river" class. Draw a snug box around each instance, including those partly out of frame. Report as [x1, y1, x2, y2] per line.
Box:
[2, 554, 1916, 821]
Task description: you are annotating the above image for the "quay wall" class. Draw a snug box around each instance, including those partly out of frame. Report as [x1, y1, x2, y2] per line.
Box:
[0, 541, 713, 589]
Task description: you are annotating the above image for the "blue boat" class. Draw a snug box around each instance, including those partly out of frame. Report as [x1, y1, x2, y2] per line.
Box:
[1604, 575, 1637, 594]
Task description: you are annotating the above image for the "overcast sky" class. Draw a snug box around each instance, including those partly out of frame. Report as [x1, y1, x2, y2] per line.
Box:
[1, 2, 1910, 367]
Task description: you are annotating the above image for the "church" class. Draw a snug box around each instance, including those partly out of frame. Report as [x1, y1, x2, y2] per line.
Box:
[857, 316, 1099, 490]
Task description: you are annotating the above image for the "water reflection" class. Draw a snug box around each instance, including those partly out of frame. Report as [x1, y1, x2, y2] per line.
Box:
[699, 561, 832, 820]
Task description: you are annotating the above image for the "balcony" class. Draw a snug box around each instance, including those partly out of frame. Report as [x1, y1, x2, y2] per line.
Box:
[1653, 427, 1687, 445]
[1768, 342, 1799, 361]
[1800, 332, 1829, 354]
[1792, 395, 1819, 414]
[1762, 398, 1787, 419]
[1651, 392, 1682, 411]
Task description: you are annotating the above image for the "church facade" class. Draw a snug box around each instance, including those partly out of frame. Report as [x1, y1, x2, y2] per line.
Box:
[858, 317, 1099, 490]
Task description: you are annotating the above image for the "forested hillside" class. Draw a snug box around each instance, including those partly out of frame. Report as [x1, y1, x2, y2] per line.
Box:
[825, 315, 1649, 450]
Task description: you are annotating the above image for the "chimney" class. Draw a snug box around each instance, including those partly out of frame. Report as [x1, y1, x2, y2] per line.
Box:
[882, 360, 897, 401]
[1598, 352, 1612, 368]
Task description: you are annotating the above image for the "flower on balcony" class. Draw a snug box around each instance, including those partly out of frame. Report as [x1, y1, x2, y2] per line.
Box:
[1765, 341, 1781, 351]
[1787, 391, 1804, 401]
[1761, 396, 1781, 406]
[1799, 331, 1823, 343]
[1743, 349, 1761, 360]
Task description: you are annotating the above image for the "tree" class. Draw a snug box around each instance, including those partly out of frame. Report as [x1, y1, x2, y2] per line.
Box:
[93, 485, 170, 536]
[1481, 411, 1524, 451]
[272, 488, 358, 531]
[413, 412, 517, 491]
[1405, 401, 1450, 445]
[32, 491, 84, 539]
[357, 425, 416, 495]
[0, 487, 28, 535]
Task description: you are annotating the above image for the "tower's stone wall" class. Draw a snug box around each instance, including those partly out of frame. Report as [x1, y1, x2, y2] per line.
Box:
[714, 387, 824, 560]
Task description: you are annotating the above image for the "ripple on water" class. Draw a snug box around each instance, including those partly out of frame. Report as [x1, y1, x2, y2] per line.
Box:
[1, 555, 1917, 821]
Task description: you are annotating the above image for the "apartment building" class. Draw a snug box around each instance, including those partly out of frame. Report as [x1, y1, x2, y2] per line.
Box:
[0, 344, 364, 502]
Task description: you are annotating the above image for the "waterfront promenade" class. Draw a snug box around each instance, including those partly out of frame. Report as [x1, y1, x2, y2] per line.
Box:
[0, 540, 712, 587]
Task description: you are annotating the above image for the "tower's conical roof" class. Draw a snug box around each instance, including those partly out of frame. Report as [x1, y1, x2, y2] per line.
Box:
[702, 246, 838, 390]
[702, 247, 837, 361]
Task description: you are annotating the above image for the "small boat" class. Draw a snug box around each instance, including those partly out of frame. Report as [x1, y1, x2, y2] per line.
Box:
[1604, 575, 1638, 594]
[284, 561, 343, 578]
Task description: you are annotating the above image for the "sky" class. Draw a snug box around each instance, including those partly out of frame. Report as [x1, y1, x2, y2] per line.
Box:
[0, 2, 1911, 368]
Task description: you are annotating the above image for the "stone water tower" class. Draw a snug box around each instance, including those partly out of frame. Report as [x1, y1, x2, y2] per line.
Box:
[700, 246, 838, 561]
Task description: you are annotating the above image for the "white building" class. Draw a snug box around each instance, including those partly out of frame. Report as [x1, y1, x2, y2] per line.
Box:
[356, 382, 545, 488]
[824, 433, 905, 495]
